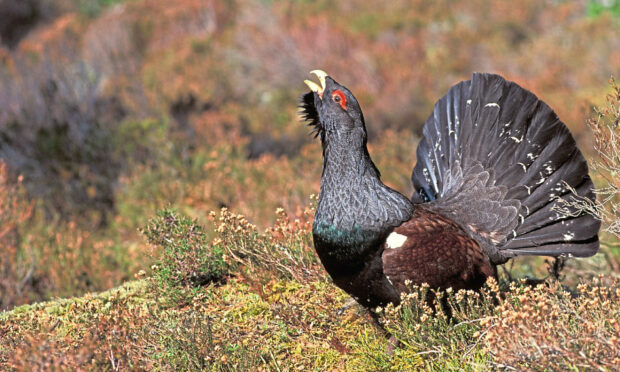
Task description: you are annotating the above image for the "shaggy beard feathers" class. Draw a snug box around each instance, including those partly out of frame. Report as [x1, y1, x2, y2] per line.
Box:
[299, 92, 324, 140]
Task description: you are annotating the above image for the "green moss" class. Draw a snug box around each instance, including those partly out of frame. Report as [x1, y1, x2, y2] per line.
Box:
[2, 271, 619, 370]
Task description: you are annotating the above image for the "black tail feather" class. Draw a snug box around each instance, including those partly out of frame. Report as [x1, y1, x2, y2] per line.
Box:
[412, 73, 600, 263]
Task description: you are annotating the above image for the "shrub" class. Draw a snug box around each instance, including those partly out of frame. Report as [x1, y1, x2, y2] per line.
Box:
[0, 161, 34, 310]
[0, 51, 125, 223]
[209, 204, 322, 282]
[554, 78, 620, 269]
[586, 78, 620, 240]
[142, 209, 232, 303]
[0, 160, 144, 311]
[483, 278, 620, 369]
[141, 204, 322, 303]
[0, 0, 56, 49]
[367, 277, 620, 370]
[371, 281, 499, 370]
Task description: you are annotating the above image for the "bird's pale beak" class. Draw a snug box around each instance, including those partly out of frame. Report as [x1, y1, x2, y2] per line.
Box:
[304, 70, 328, 99]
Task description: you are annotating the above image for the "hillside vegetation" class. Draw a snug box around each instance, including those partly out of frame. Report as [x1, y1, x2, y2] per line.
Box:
[1, 205, 618, 370]
[0, 0, 619, 370]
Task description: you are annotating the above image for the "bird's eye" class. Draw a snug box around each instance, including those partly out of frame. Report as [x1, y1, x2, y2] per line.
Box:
[331, 90, 347, 110]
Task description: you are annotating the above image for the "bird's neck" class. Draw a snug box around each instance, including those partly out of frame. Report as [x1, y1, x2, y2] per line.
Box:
[312, 139, 413, 276]
[321, 138, 380, 181]
[315, 139, 414, 236]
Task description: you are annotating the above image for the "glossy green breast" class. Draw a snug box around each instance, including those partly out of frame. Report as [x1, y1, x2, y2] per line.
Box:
[312, 220, 386, 273]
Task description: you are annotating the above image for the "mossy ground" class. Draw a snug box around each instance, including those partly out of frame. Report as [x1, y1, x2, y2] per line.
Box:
[0, 275, 413, 371]
[1, 207, 618, 371]
[1, 263, 618, 371]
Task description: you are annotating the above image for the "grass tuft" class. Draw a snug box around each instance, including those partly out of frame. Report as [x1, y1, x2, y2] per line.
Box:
[144, 208, 231, 286]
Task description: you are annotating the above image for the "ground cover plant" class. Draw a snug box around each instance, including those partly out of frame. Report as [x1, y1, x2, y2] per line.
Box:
[0, 0, 619, 370]
[1, 202, 618, 370]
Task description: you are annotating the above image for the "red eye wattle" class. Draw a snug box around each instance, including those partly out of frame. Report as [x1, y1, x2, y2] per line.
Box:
[331, 90, 347, 110]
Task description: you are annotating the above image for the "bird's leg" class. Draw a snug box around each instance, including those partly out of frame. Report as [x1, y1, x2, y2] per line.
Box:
[336, 297, 402, 354]
[368, 309, 401, 355]
[547, 256, 566, 281]
[336, 297, 358, 315]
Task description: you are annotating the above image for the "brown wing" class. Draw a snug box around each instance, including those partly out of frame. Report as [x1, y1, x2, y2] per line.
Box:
[382, 207, 496, 293]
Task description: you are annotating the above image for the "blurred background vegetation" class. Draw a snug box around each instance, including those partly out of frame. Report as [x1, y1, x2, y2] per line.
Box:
[0, 0, 618, 311]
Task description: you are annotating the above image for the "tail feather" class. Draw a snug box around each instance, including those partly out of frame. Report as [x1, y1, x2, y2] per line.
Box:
[502, 239, 600, 257]
[515, 179, 593, 237]
[412, 73, 600, 264]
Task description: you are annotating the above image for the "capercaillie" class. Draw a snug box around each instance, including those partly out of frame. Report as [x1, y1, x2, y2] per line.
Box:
[301, 71, 599, 310]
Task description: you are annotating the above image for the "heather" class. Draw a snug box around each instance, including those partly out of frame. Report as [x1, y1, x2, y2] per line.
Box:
[0, 0, 619, 370]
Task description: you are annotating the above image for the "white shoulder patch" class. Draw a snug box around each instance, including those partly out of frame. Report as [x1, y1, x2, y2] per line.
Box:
[386, 232, 407, 249]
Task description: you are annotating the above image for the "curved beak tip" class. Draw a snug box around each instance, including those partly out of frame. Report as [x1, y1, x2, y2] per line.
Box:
[305, 69, 328, 98]
[304, 79, 322, 94]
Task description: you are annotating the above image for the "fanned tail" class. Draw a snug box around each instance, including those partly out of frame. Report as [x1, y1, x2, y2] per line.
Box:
[411, 73, 600, 264]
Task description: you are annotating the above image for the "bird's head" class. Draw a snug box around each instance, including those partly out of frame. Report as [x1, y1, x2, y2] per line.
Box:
[300, 70, 367, 145]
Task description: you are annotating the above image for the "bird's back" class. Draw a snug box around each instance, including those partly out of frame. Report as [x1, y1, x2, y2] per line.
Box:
[382, 207, 495, 294]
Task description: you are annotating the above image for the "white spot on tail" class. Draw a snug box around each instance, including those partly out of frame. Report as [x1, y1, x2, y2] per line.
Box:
[485, 102, 500, 108]
[518, 162, 527, 172]
[386, 232, 407, 249]
[423, 168, 431, 183]
[543, 160, 554, 175]
[467, 99, 472, 104]
[563, 232, 575, 241]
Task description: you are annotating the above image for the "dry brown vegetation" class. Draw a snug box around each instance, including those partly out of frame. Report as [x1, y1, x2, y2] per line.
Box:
[484, 278, 619, 369]
[0, 163, 33, 309]
[0, 0, 619, 370]
[1, 204, 618, 370]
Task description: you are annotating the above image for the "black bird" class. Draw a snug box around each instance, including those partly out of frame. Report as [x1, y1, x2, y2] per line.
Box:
[301, 70, 600, 309]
